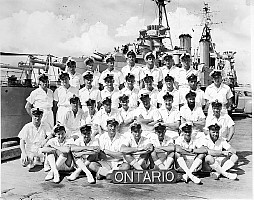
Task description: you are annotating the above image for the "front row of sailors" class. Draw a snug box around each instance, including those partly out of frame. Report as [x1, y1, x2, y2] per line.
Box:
[19, 95, 238, 184]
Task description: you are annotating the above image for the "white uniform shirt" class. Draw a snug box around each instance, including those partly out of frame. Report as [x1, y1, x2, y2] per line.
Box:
[69, 72, 83, 90]
[204, 113, 235, 139]
[47, 137, 75, 147]
[204, 83, 233, 114]
[121, 64, 142, 86]
[179, 87, 205, 107]
[94, 108, 123, 132]
[175, 135, 203, 149]
[79, 86, 101, 110]
[155, 135, 174, 148]
[138, 88, 159, 108]
[60, 109, 87, 137]
[91, 71, 101, 89]
[180, 104, 206, 122]
[202, 135, 231, 151]
[26, 87, 53, 109]
[73, 136, 99, 147]
[98, 132, 123, 161]
[18, 122, 52, 153]
[159, 106, 180, 139]
[99, 69, 124, 88]
[119, 107, 136, 134]
[133, 105, 162, 133]
[141, 66, 163, 87]
[101, 87, 121, 109]
[160, 65, 181, 84]
[54, 86, 79, 107]
[157, 87, 180, 109]
[120, 87, 139, 109]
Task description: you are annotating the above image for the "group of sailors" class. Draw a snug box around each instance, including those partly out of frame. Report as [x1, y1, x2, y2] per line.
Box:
[19, 50, 238, 184]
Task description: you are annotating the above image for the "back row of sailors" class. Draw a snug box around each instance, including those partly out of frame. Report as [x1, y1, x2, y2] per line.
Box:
[25, 51, 233, 134]
[19, 107, 238, 184]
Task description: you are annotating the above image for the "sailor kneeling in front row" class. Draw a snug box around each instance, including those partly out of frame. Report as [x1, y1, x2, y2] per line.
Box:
[19, 108, 53, 170]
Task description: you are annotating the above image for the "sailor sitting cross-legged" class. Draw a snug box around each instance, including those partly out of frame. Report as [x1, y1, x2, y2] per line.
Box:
[120, 73, 140, 109]
[66, 58, 83, 90]
[54, 72, 79, 123]
[67, 125, 100, 183]
[93, 97, 123, 136]
[79, 71, 101, 112]
[118, 94, 137, 134]
[175, 123, 207, 184]
[120, 122, 155, 170]
[19, 108, 53, 170]
[41, 123, 75, 183]
[59, 95, 87, 139]
[150, 123, 175, 170]
[101, 74, 121, 110]
[202, 123, 238, 180]
[89, 118, 128, 180]
[158, 92, 180, 140]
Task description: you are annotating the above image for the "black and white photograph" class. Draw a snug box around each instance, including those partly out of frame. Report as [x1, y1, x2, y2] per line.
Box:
[1, 0, 252, 199]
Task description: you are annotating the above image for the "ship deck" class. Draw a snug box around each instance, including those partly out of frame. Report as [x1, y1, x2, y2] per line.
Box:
[1, 115, 252, 200]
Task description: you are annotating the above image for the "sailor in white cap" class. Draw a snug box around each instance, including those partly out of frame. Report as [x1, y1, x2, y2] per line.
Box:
[25, 73, 54, 129]
[66, 58, 83, 90]
[98, 54, 125, 90]
[140, 51, 163, 89]
[178, 53, 199, 89]
[160, 53, 180, 88]
[121, 50, 142, 88]
[54, 72, 79, 123]
[79, 71, 101, 112]
[18, 108, 52, 170]
[204, 69, 233, 116]
[84, 57, 101, 89]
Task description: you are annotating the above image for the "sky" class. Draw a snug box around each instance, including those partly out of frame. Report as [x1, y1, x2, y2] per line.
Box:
[0, 0, 252, 84]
